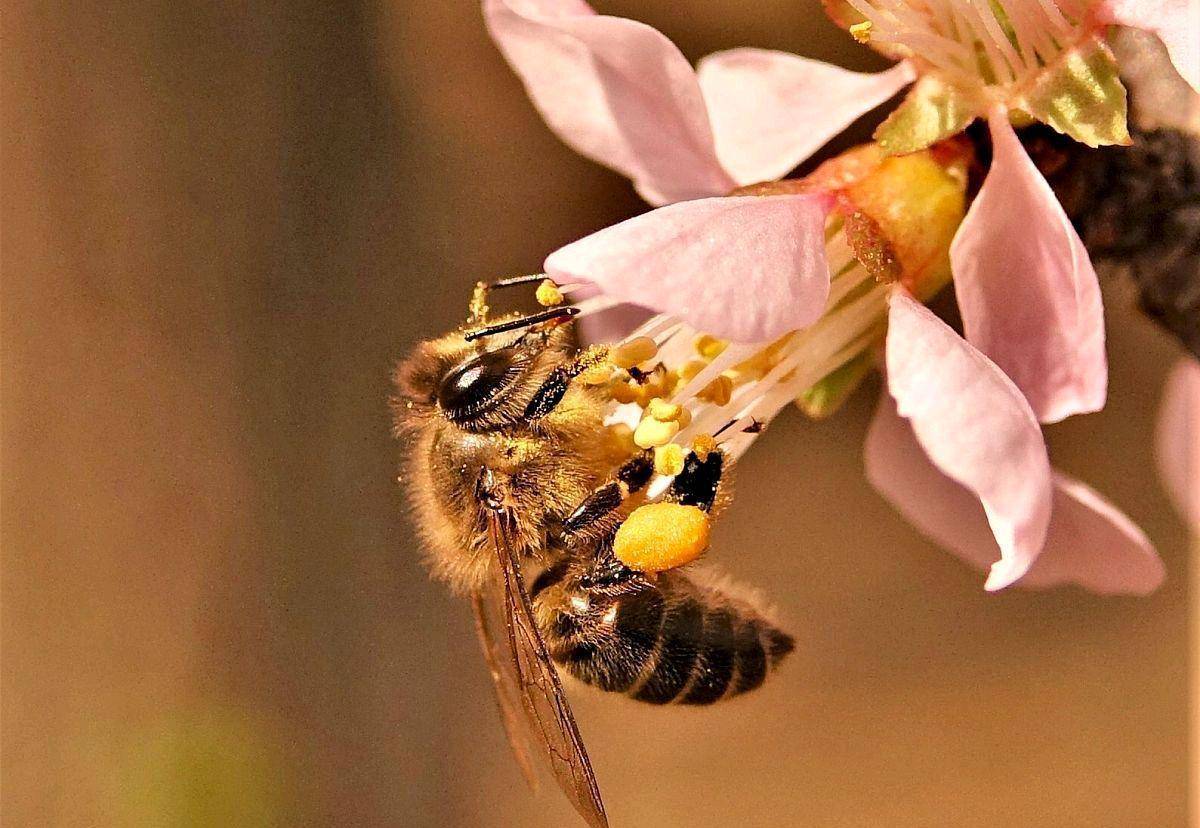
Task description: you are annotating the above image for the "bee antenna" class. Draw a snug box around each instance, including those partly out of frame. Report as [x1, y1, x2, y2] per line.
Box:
[464, 306, 579, 342]
[467, 274, 556, 325]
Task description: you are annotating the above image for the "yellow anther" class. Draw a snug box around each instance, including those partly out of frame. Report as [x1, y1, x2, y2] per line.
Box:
[721, 367, 752, 386]
[535, 279, 564, 306]
[610, 381, 639, 404]
[612, 336, 658, 369]
[634, 416, 680, 449]
[675, 407, 692, 429]
[647, 398, 683, 422]
[850, 20, 873, 43]
[699, 374, 734, 406]
[677, 359, 707, 381]
[580, 363, 613, 386]
[654, 443, 686, 476]
[692, 434, 717, 461]
[694, 335, 728, 360]
[614, 502, 710, 572]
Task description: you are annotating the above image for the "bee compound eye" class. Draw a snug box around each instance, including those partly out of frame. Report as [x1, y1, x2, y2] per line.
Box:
[437, 347, 521, 417]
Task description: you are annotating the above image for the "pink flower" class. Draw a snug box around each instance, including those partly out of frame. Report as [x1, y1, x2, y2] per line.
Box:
[1156, 357, 1200, 531]
[487, 0, 1166, 592]
[489, 0, 1200, 424]
[544, 145, 1161, 593]
[557, 183, 1159, 598]
[817, 0, 1197, 421]
[484, 0, 915, 205]
[869, 292, 1161, 593]
[1093, 0, 1200, 94]
[485, 0, 915, 339]
[563, 266, 1163, 593]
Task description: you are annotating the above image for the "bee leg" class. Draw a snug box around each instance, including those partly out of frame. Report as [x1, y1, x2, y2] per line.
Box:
[664, 449, 725, 512]
[522, 345, 610, 419]
[577, 546, 641, 591]
[560, 452, 654, 537]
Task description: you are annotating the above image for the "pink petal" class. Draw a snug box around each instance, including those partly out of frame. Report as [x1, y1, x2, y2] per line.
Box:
[577, 303, 653, 345]
[1094, 0, 1200, 93]
[882, 290, 1053, 590]
[865, 394, 1163, 594]
[950, 110, 1108, 423]
[544, 194, 832, 342]
[1029, 474, 1164, 594]
[696, 49, 915, 185]
[1155, 357, 1200, 529]
[484, 0, 734, 205]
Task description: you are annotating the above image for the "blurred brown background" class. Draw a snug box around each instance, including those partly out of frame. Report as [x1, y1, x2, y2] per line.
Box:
[2, 1, 1192, 826]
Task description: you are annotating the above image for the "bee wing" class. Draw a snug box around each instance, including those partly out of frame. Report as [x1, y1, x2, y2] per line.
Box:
[470, 590, 539, 790]
[483, 512, 609, 828]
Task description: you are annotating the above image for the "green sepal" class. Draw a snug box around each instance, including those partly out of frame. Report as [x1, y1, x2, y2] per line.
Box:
[874, 76, 976, 156]
[1023, 37, 1130, 148]
[798, 349, 876, 419]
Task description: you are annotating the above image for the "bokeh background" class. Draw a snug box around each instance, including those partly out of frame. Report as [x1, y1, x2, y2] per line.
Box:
[3, 1, 1193, 826]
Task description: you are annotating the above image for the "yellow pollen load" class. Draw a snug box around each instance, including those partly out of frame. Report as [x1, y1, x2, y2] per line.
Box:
[613, 502, 710, 572]
[535, 279, 564, 306]
[653, 443, 685, 476]
[634, 416, 679, 449]
[849, 20, 872, 43]
[612, 336, 658, 369]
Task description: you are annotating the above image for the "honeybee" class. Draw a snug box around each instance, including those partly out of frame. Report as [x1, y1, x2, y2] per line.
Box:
[392, 276, 794, 827]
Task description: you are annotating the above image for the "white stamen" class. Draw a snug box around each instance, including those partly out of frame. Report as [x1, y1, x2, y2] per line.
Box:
[670, 342, 762, 405]
[846, 0, 1085, 96]
[669, 269, 889, 457]
[573, 294, 624, 318]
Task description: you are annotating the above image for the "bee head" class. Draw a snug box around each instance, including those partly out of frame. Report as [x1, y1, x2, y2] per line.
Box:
[392, 318, 574, 432]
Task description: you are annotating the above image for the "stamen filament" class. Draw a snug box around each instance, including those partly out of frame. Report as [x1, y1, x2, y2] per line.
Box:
[573, 295, 624, 317]
[846, 0, 1086, 96]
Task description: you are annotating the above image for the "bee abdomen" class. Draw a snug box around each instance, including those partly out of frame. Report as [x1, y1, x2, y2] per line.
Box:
[634, 597, 793, 705]
[553, 587, 665, 694]
[542, 571, 794, 705]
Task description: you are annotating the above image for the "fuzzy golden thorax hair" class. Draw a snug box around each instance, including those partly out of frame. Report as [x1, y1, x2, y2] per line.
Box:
[392, 323, 613, 595]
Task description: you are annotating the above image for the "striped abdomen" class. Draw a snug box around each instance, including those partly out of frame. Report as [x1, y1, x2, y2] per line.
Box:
[533, 568, 793, 705]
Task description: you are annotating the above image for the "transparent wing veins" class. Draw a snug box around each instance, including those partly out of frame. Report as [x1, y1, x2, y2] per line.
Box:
[481, 512, 608, 828]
